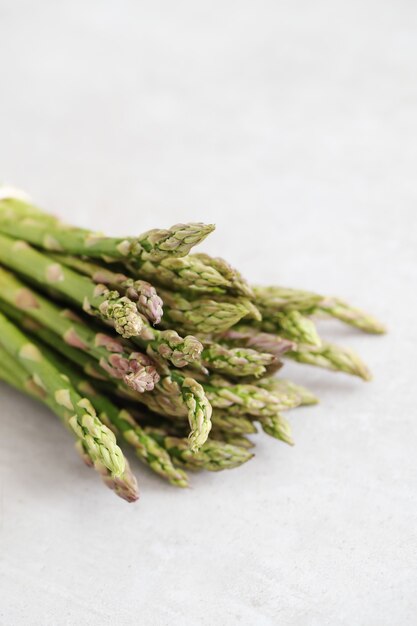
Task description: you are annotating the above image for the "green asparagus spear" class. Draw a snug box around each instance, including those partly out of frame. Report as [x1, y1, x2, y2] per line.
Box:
[191, 253, 254, 298]
[287, 342, 372, 380]
[210, 411, 258, 434]
[0, 350, 139, 501]
[36, 346, 189, 488]
[209, 431, 255, 449]
[48, 254, 164, 324]
[126, 255, 234, 294]
[253, 286, 386, 334]
[0, 299, 109, 381]
[204, 381, 301, 418]
[253, 285, 322, 314]
[317, 297, 386, 334]
[0, 198, 214, 261]
[0, 293, 210, 450]
[200, 342, 279, 378]
[75, 440, 139, 502]
[254, 309, 321, 346]
[219, 325, 296, 357]
[0, 233, 143, 338]
[259, 412, 294, 445]
[0, 311, 126, 476]
[0, 267, 159, 393]
[38, 255, 203, 368]
[135, 325, 203, 369]
[156, 287, 261, 335]
[257, 378, 319, 406]
[146, 429, 254, 471]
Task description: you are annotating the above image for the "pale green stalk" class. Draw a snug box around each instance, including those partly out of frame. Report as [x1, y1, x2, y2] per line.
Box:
[0, 319, 188, 487]
[259, 412, 294, 445]
[287, 342, 372, 380]
[200, 342, 279, 378]
[204, 382, 301, 418]
[0, 198, 214, 261]
[126, 256, 234, 294]
[253, 285, 322, 313]
[49, 254, 164, 324]
[0, 311, 126, 475]
[126, 370, 213, 451]
[254, 309, 321, 346]
[211, 411, 258, 434]
[0, 353, 138, 501]
[75, 441, 139, 503]
[156, 287, 261, 335]
[317, 297, 386, 334]
[146, 429, 254, 471]
[0, 268, 159, 393]
[191, 253, 254, 298]
[209, 431, 255, 449]
[257, 378, 319, 406]
[43, 256, 202, 368]
[253, 285, 386, 334]
[135, 325, 203, 369]
[220, 325, 296, 357]
[38, 346, 189, 488]
[0, 233, 143, 338]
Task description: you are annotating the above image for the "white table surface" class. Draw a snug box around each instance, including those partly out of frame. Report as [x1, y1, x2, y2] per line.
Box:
[1, 2, 416, 624]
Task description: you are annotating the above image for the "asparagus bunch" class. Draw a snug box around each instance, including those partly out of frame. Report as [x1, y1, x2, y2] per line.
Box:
[0, 191, 385, 503]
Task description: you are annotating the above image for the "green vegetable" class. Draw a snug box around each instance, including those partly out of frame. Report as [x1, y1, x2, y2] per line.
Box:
[0, 311, 126, 476]
[0, 233, 143, 338]
[0, 188, 385, 503]
[0, 198, 214, 261]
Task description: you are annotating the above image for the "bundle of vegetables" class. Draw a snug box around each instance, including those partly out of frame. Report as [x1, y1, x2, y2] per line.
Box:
[0, 191, 385, 502]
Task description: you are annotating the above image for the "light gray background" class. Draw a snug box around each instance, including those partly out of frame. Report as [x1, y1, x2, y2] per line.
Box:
[0, 1, 416, 624]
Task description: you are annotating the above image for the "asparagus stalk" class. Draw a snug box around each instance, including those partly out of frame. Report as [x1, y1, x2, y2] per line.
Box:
[253, 285, 386, 334]
[204, 382, 301, 418]
[287, 342, 372, 380]
[253, 309, 321, 346]
[75, 440, 139, 503]
[0, 267, 159, 393]
[211, 411, 258, 434]
[49, 254, 164, 324]
[200, 342, 279, 378]
[0, 350, 139, 501]
[253, 285, 322, 314]
[191, 253, 254, 298]
[0, 319, 189, 487]
[156, 288, 261, 335]
[0, 311, 126, 476]
[36, 345, 189, 488]
[0, 299, 110, 381]
[209, 431, 255, 449]
[164, 372, 213, 452]
[43, 256, 203, 368]
[135, 325, 203, 369]
[146, 429, 254, 471]
[0, 199, 215, 261]
[0, 293, 211, 451]
[259, 412, 294, 445]
[126, 255, 236, 295]
[104, 367, 213, 452]
[220, 325, 296, 358]
[317, 297, 387, 334]
[257, 378, 319, 406]
[0, 233, 143, 338]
